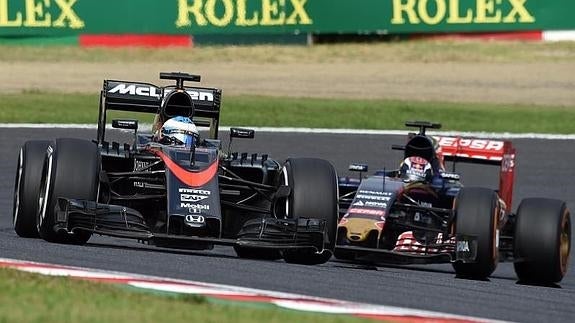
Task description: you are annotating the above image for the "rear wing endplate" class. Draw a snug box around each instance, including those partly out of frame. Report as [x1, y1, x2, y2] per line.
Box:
[436, 136, 516, 208]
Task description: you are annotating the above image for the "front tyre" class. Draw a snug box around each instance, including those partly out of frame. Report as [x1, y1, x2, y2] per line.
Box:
[514, 198, 571, 284]
[452, 187, 499, 280]
[13, 140, 51, 238]
[279, 158, 339, 265]
[37, 138, 100, 244]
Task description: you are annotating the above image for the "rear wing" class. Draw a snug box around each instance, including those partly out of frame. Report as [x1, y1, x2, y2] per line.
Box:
[97, 78, 222, 142]
[436, 136, 516, 208]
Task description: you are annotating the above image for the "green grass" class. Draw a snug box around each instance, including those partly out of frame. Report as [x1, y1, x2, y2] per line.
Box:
[0, 268, 368, 323]
[1, 41, 574, 63]
[1, 92, 574, 133]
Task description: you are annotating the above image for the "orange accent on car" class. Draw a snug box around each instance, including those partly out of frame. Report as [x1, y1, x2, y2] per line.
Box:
[152, 149, 218, 187]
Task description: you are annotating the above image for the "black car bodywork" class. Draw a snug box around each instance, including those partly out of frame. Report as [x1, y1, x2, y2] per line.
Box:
[13, 73, 339, 265]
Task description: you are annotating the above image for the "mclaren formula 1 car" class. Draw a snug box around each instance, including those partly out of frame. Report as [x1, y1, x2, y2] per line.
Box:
[336, 121, 571, 284]
[13, 72, 339, 265]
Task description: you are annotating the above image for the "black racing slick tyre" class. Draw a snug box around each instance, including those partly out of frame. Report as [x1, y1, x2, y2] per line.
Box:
[13, 140, 52, 238]
[513, 198, 571, 284]
[452, 187, 499, 280]
[37, 138, 100, 244]
[279, 158, 339, 265]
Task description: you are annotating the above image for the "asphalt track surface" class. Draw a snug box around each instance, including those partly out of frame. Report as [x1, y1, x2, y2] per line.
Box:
[1, 128, 574, 322]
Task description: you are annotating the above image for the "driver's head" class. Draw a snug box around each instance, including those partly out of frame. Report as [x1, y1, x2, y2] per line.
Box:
[399, 156, 433, 183]
[158, 116, 199, 148]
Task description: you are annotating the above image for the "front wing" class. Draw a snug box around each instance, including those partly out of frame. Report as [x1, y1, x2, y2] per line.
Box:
[53, 198, 328, 253]
[335, 235, 479, 265]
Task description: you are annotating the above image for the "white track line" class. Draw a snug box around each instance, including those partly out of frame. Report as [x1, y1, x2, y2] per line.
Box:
[1, 123, 574, 140]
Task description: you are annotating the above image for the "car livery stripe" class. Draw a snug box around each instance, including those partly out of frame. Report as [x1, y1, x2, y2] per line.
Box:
[150, 148, 218, 187]
[0, 258, 501, 323]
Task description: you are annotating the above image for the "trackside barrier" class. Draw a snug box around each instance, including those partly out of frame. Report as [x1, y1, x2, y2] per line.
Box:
[0, 0, 574, 36]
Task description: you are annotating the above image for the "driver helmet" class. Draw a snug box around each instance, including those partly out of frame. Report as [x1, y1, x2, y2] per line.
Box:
[399, 156, 433, 183]
[158, 116, 199, 148]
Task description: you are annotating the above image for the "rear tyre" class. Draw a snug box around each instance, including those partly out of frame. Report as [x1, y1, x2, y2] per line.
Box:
[514, 198, 571, 284]
[37, 138, 100, 244]
[279, 158, 339, 265]
[452, 187, 499, 279]
[13, 140, 51, 238]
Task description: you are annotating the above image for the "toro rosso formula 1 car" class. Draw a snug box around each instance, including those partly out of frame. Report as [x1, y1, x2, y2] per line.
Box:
[12, 72, 339, 265]
[336, 121, 571, 284]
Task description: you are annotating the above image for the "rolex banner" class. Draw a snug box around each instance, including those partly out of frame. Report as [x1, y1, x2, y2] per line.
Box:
[0, 0, 573, 36]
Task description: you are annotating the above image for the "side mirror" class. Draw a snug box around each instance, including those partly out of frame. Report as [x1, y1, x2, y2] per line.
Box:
[112, 119, 138, 151]
[349, 163, 368, 182]
[349, 164, 368, 173]
[230, 127, 255, 139]
[112, 119, 138, 130]
[227, 128, 255, 158]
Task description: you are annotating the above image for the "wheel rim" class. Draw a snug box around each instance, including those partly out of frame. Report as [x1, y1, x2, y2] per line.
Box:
[13, 148, 23, 226]
[559, 211, 571, 275]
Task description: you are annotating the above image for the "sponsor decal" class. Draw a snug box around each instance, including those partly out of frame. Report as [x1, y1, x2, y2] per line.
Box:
[457, 240, 470, 252]
[114, 120, 138, 129]
[391, 0, 535, 26]
[437, 137, 504, 151]
[0, 0, 84, 29]
[353, 200, 387, 208]
[408, 156, 428, 165]
[440, 172, 460, 180]
[181, 194, 208, 202]
[349, 164, 368, 172]
[180, 203, 210, 210]
[414, 212, 433, 224]
[352, 200, 364, 206]
[184, 214, 205, 226]
[355, 194, 391, 201]
[501, 153, 516, 172]
[179, 188, 211, 195]
[164, 88, 214, 102]
[419, 202, 432, 208]
[364, 201, 387, 208]
[108, 84, 161, 98]
[134, 160, 155, 188]
[134, 182, 164, 189]
[358, 190, 393, 196]
[135, 160, 153, 171]
[348, 208, 385, 216]
[179, 189, 210, 203]
[176, 0, 313, 29]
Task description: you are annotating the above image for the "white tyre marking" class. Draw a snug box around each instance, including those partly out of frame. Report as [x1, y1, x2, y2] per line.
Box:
[281, 166, 289, 218]
[38, 147, 54, 230]
[13, 148, 23, 226]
